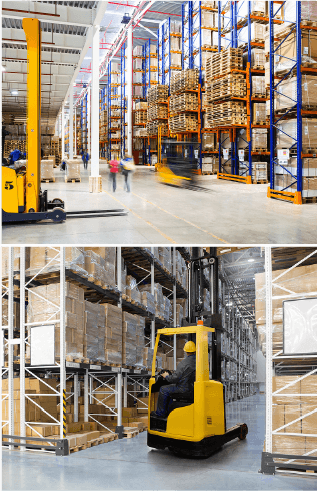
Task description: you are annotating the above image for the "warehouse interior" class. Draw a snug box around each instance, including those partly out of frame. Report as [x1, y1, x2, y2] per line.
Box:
[2, 246, 317, 488]
[3, 1, 317, 244]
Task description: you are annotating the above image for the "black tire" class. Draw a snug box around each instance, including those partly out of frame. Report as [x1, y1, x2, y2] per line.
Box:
[238, 423, 248, 440]
[50, 207, 66, 223]
[51, 198, 64, 206]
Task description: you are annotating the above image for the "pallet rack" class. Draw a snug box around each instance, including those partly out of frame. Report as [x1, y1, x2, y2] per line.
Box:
[219, 273, 257, 402]
[214, 1, 269, 184]
[261, 246, 317, 474]
[106, 45, 126, 160]
[1, 247, 188, 455]
[79, 91, 88, 156]
[267, 1, 317, 205]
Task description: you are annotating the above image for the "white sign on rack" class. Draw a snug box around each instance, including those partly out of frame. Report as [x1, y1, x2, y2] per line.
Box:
[223, 148, 229, 159]
[31, 325, 55, 366]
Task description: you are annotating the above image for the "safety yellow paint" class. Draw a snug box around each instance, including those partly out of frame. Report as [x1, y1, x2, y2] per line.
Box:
[17, 174, 25, 209]
[2, 167, 19, 213]
[166, 404, 194, 438]
[23, 18, 41, 212]
[148, 323, 225, 444]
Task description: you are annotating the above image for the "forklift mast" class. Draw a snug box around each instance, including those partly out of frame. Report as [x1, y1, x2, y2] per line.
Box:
[187, 247, 222, 382]
[23, 18, 41, 213]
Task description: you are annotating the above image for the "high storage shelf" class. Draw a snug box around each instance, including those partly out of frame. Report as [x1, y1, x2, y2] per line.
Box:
[268, 1, 317, 205]
[219, 273, 257, 402]
[1, 247, 188, 449]
[261, 247, 317, 474]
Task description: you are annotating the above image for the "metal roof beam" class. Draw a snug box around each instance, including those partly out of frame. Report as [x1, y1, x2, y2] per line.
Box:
[2, 29, 86, 50]
[2, 1, 96, 27]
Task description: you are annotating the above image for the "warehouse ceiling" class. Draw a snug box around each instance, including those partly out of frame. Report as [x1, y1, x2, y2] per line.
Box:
[220, 247, 265, 326]
[2, 0, 182, 125]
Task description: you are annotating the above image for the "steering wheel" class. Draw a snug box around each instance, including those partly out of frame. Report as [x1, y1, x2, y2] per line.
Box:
[156, 369, 173, 382]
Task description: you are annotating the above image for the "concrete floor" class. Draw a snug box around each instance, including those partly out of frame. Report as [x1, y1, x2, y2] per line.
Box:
[3, 395, 317, 490]
[3, 164, 317, 245]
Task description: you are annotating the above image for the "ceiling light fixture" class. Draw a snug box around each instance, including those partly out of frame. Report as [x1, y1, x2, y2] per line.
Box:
[248, 258, 255, 262]
[11, 90, 18, 96]
[2, 65, 6, 72]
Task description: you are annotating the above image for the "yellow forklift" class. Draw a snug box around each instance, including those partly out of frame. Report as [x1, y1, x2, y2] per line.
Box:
[2, 18, 125, 223]
[147, 248, 248, 457]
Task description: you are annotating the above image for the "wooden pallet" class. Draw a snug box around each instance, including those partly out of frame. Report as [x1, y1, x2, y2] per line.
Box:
[123, 427, 139, 439]
[252, 148, 268, 152]
[252, 179, 268, 184]
[202, 171, 217, 175]
[41, 178, 55, 183]
[302, 196, 317, 204]
[65, 177, 81, 183]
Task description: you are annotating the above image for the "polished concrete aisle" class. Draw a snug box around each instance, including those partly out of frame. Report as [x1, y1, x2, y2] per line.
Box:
[3, 164, 317, 244]
[3, 395, 316, 490]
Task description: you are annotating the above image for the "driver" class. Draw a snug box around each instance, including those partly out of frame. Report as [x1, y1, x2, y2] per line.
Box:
[151, 341, 196, 418]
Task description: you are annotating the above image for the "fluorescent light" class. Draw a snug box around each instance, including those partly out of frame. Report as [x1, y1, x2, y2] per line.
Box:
[248, 258, 255, 262]
[2, 66, 6, 72]
[11, 90, 18, 95]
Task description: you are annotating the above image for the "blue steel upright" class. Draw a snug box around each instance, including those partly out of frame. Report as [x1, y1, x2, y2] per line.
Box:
[296, 1, 302, 195]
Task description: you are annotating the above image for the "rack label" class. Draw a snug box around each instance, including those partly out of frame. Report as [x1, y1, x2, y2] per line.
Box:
[90, 365, 101, 370]
[66, 362, 80, 368]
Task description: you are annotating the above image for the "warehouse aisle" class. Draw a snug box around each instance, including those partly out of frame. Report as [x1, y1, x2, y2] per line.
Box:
[3, 165, 317, 245]
[3, 394, 316, 490]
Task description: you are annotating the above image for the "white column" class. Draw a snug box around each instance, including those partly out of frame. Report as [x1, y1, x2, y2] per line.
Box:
[84, 370, 89, 422]
[69, 85, 74, 159]
[127, 25, 133, 156]
[74, 373, 79, 423]
[20, 247, 26, 450]
[60, 247, 66, 439]
[61, 104, 65, 160]
[8, 248, 14, 444]
[91, 24, 100, 175]
[74, 107, 77, 156]
[117, 372, 122, 427]
[173, 248, 177, 371]
[265, 246, 273, 453]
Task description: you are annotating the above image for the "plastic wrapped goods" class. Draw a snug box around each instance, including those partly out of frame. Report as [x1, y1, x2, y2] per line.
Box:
[126, 275, 141, 304]
[26, 247, 86, 277]
[238, 23, 265, 45]
[143, 347, 154, 370]
[276, 76, 317, 112]
[84, 301, 105, 362]
[275, 31, 317, 75]
[163, 296, 171, 322]
[136, 316, 145, 367]
[41, 160, 54, 181]
[122, 312, 138, 366]
[158, 247, 172, 273]
[66, 160, 81, 180]
[84, 250, 116, 289]
[252, 128, 267, 151]
[28, 282, 85, 359]
[102, 303, 122, 364]
[251, 49, 265, 68]
[253, 103, 267, 124]
[141, 291, 155, 315]
[276, 118, 317, 150]
[252, 76, 265, 97]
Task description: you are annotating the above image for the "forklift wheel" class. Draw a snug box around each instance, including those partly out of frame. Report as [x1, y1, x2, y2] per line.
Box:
[51, 198, 64, 206]
[51, 207, 65, 223]
[238, 424, 248, 440]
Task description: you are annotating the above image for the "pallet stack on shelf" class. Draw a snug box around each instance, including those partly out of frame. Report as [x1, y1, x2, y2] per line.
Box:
[146, 85, 169, 165]
[169, 69, 200, 134]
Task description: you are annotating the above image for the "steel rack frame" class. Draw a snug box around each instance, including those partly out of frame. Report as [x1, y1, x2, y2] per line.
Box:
[219, 273, 257, 402]
[267, 1, 317, 205]
[2, 247, 189, 454]
[120, 43, 126, 159]
[261, 246, 317, 475]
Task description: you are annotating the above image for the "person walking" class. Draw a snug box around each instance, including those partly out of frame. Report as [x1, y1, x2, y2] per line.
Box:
[120, 154, 135, 192]
[109, 158, 119, 192]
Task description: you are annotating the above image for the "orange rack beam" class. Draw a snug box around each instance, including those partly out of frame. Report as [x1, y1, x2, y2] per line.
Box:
[218, 173, 252, 184]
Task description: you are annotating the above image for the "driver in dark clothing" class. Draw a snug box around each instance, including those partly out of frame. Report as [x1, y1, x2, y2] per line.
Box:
[151, 341, 196, 418]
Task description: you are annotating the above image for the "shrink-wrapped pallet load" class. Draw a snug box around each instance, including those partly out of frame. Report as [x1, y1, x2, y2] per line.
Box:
[66, 160, 81, 181]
